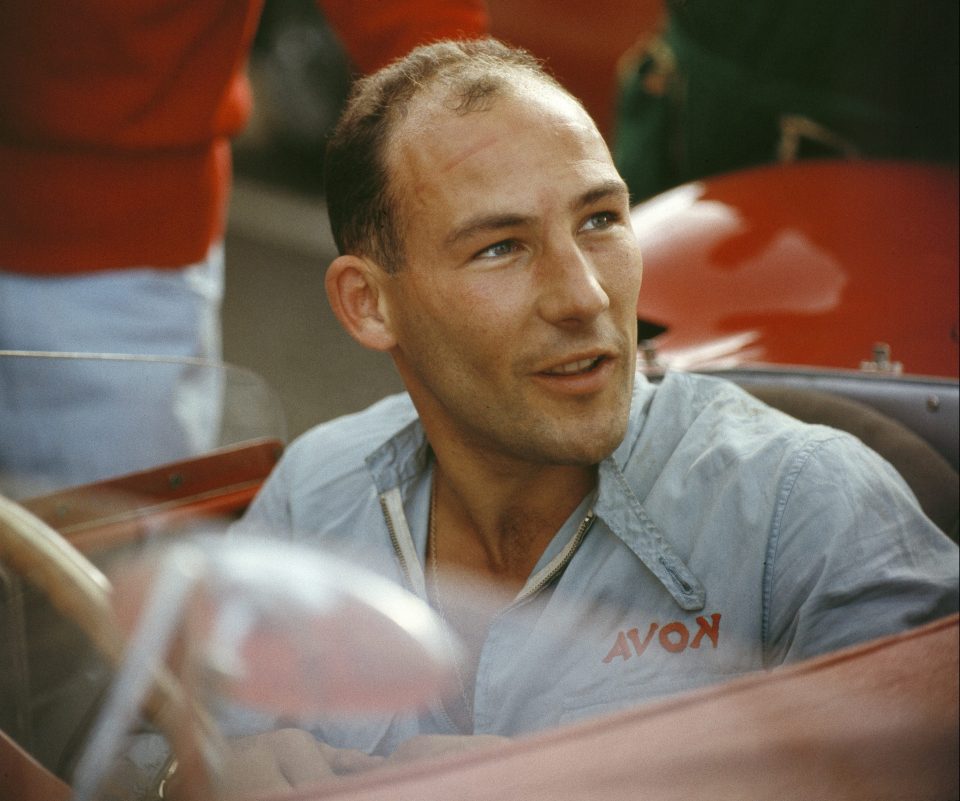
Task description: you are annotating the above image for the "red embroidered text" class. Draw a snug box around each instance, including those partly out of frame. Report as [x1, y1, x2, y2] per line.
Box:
[602, 613, 722, 663]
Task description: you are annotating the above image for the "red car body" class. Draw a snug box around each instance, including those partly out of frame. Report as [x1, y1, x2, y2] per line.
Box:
[632, 160, 959, 379]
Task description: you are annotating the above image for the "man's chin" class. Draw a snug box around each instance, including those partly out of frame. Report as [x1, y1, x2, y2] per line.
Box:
[529, 420, 629, 467]
[556, 439, 624, 467]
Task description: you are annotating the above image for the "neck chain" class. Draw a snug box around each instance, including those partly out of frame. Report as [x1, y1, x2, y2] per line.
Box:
[428, 471, 474, 724]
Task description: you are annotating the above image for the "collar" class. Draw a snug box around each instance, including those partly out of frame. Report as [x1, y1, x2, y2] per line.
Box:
[363, 377, 706, 611]
[595, 458, 706, 611]
[598, 375, 706, 611]
[365, 412, 432, 497]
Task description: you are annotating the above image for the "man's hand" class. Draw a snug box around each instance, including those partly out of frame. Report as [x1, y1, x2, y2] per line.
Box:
[169, 730, 509, 799]
[386, 734, 510, 764]
[170, 728, 385, 800]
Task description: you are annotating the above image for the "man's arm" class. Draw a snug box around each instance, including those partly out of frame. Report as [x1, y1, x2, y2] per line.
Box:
[166, 728, 384, 800]
[764, 432, 959, 664]
[167, 730, 508, 800]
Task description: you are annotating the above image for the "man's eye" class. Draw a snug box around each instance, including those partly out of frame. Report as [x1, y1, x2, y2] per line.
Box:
[476, 240, 519, 260]
[581, 211, 620, 231]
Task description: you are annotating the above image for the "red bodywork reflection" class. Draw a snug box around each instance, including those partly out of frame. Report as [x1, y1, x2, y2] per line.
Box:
[633, 161, 959, 378]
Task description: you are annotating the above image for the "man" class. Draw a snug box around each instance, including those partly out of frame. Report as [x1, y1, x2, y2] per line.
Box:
[229, 37, 958, 794]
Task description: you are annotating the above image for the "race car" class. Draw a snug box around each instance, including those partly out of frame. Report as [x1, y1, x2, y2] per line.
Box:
[1, 159, 957, 801]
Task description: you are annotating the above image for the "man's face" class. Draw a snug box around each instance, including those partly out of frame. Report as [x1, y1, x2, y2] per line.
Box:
[379, 80, 643, 469]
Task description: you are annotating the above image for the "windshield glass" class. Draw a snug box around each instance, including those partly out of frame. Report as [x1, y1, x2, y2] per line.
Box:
[0, 351, 286, 501]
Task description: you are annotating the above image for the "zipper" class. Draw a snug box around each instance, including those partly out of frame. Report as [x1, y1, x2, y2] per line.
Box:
[380, 491, 469, 733]
[379, 493, 413, 592]
[468, 510, 596, 733]
[514, 510, 596, 605]
[380, 495, 596, 733]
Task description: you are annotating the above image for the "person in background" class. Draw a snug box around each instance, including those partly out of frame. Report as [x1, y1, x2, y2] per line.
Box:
[0, 1, 487, 493]
[614, 0, 959, 200]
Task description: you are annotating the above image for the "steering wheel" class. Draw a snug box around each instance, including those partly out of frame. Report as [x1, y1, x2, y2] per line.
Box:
[0, 493, 213, 798]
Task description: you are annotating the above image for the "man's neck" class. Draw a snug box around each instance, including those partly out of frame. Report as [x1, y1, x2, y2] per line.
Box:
[429, 449, 597, 590]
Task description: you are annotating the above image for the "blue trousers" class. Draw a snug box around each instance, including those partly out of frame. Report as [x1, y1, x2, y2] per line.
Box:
[0, 245, 224, 496]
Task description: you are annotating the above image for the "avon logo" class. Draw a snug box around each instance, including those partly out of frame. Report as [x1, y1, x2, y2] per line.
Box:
[602, 613, 722, 663]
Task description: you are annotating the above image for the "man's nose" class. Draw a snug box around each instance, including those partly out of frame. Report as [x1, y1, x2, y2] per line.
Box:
[536, 240, 610, 326]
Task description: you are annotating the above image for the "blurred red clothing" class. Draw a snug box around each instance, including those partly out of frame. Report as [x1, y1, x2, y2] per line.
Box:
[0, 1, 487, 274]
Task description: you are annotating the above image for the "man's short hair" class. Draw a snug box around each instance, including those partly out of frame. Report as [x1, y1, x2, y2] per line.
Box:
[324, 38, 566, 273]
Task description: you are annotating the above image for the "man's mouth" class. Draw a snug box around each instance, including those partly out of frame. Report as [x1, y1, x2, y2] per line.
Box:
[541, 356, 606, 376]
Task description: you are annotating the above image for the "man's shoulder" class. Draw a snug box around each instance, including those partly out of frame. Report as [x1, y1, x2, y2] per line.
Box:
[280, 392, 419, 486]
[628, 370, 853, 476]
[233, 392, 420, 559]
[650, 370, 836, 439]
[651, 369, 768, 413]
[641, 370, 805, 436]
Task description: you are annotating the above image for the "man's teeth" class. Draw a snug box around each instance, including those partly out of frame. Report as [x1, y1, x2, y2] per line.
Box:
[545, 357, 599, 376]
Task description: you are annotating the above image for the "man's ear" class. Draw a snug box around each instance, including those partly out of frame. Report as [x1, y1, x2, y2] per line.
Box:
[325, 255, 397, 351]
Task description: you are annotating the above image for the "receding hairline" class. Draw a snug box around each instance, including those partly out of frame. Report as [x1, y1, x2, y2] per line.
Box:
[394, 68, 585, 136]
[324, 38, 586, 273]
[381, 74, 593, 252]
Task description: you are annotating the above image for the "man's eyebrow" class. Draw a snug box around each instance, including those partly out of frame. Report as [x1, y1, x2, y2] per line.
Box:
[443, 213, 531, 249]
[443, 180, 630, 249]
[572, 179, 630, 211]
